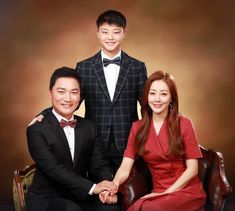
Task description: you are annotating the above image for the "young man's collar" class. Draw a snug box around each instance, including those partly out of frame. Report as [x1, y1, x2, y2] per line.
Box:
[52, 109, 74, 122]
[101, 50, 121, 60]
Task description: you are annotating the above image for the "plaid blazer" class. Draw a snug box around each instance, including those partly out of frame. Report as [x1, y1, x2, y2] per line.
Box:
[75, 51, 147, 155]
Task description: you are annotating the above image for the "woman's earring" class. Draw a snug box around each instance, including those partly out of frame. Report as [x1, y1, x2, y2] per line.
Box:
[169, 102, 173, 112]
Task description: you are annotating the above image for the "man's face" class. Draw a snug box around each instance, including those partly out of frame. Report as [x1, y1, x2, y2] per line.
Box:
[97, 23, 126, 57]
[49, 77, 80, 120]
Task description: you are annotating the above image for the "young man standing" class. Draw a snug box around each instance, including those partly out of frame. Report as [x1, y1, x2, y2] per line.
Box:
[30, 10, 147, 175]
[26, 67, 119, 211]
[76, 10, 147, 174]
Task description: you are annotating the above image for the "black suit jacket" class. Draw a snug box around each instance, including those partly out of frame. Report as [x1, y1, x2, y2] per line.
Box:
[27, 111, 112, 201]
[75, 51, 147, 154]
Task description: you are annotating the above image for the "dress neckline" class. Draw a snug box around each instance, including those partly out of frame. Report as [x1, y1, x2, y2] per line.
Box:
[152, 118, 166, 136]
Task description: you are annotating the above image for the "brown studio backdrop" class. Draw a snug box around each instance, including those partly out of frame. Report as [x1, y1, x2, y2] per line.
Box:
[0, 0, 234, 205]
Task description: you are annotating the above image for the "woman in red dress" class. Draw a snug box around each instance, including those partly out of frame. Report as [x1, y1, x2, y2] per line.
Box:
[110, 70, 206, 211]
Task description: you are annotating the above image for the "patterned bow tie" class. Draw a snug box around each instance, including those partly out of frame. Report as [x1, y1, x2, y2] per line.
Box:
[103, 57, 121, 67]
[60, 119, 77, 128]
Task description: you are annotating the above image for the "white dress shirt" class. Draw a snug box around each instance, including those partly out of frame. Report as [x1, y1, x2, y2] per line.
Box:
[101, 50, 121, 101]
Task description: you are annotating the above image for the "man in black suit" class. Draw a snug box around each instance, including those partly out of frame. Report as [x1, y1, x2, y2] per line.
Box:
[26, 67, 119, 211]
[76, 10, 147, 174]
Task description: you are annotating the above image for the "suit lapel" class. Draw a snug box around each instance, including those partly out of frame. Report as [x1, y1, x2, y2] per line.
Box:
[73, 116, 84, 168]
[92, 52, 111, 102]
[112, 51, 131, 104]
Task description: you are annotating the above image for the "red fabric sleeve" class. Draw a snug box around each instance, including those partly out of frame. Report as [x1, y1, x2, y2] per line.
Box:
[180, 117, 202, 159]
[123, 122, 139, 160]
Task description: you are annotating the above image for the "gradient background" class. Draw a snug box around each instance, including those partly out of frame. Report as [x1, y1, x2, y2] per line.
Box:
[0, 0, 234, 206]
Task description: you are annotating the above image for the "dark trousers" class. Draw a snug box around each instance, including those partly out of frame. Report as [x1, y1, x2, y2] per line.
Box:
[26, 191, 121, 211]
[106, 129, 123, 175]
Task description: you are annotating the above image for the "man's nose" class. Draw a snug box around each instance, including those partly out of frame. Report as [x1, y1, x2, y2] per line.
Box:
[64, 93, 71, 101]
[107, 33, 113, 39]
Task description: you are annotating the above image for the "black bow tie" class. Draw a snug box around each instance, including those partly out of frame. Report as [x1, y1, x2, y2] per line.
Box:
[60, 119, 77, 128]
[103, 57, 121, 67]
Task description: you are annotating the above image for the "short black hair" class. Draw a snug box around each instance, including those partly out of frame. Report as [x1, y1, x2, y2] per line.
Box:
[96, 10, 127, 29]
[49, 67, 80, 90]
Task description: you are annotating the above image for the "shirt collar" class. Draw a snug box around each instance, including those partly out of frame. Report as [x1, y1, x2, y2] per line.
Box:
[101, 50, 121, 60]
[52, 109, 74, 123]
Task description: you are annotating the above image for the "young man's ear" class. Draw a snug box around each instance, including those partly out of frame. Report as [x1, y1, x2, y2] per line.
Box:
[123, 29, 127, 38]
[48, 90, 52, 100]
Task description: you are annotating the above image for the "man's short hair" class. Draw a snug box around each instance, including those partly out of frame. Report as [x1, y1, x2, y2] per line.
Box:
[96, 10, 127, 29]
[49, 67, 80, 90]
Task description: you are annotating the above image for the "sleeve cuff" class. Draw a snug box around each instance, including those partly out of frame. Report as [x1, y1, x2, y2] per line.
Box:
[88, 184, 96, 195]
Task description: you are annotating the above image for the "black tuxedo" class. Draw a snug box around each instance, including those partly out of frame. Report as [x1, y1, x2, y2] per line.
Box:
[75, 51, 147, 155]
[26, 111, 116, 211]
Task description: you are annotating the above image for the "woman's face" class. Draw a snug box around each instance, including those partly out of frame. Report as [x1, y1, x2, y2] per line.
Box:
[148, 80, 172, 116]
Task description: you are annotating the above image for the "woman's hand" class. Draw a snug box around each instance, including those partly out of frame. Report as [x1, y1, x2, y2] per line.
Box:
[28, 114, 44, 126]
[141, 192, 165, 199]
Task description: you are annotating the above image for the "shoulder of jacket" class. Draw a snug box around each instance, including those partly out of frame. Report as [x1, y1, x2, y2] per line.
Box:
[121, 51, 145, 64]
[77, 52, 101, 65]
[75, 115, 96, 127]
[27, 118, 48, 132]
[27, 112, 54, 132]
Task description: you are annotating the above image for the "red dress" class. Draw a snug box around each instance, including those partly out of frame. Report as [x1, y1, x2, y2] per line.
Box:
[124, 116, 206, 211]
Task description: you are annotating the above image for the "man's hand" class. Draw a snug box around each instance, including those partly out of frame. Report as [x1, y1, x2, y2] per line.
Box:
[99, 191, 118, 204]
[99, 190, 110, 203]
[28, 114, 44, 126]
[93, 180, 117, 195]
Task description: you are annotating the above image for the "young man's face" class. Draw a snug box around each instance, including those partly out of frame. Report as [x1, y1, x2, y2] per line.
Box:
[97, 23, 126, 57]
[49, 77, 80, 120]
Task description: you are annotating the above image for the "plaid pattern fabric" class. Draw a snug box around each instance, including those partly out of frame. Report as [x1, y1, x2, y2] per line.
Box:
[75, 51, 147, 155]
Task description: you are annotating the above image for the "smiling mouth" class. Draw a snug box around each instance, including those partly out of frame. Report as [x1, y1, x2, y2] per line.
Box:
[61, 104, 72, 108]
[153, 104, 162, 108]
[106, 42, 116, 45]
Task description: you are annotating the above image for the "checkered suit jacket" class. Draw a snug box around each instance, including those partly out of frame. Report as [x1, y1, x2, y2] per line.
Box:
[75, 51, 147, 155]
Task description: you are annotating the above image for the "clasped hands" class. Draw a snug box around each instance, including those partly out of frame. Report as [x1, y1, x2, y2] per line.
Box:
[94, 180, 119, 204]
